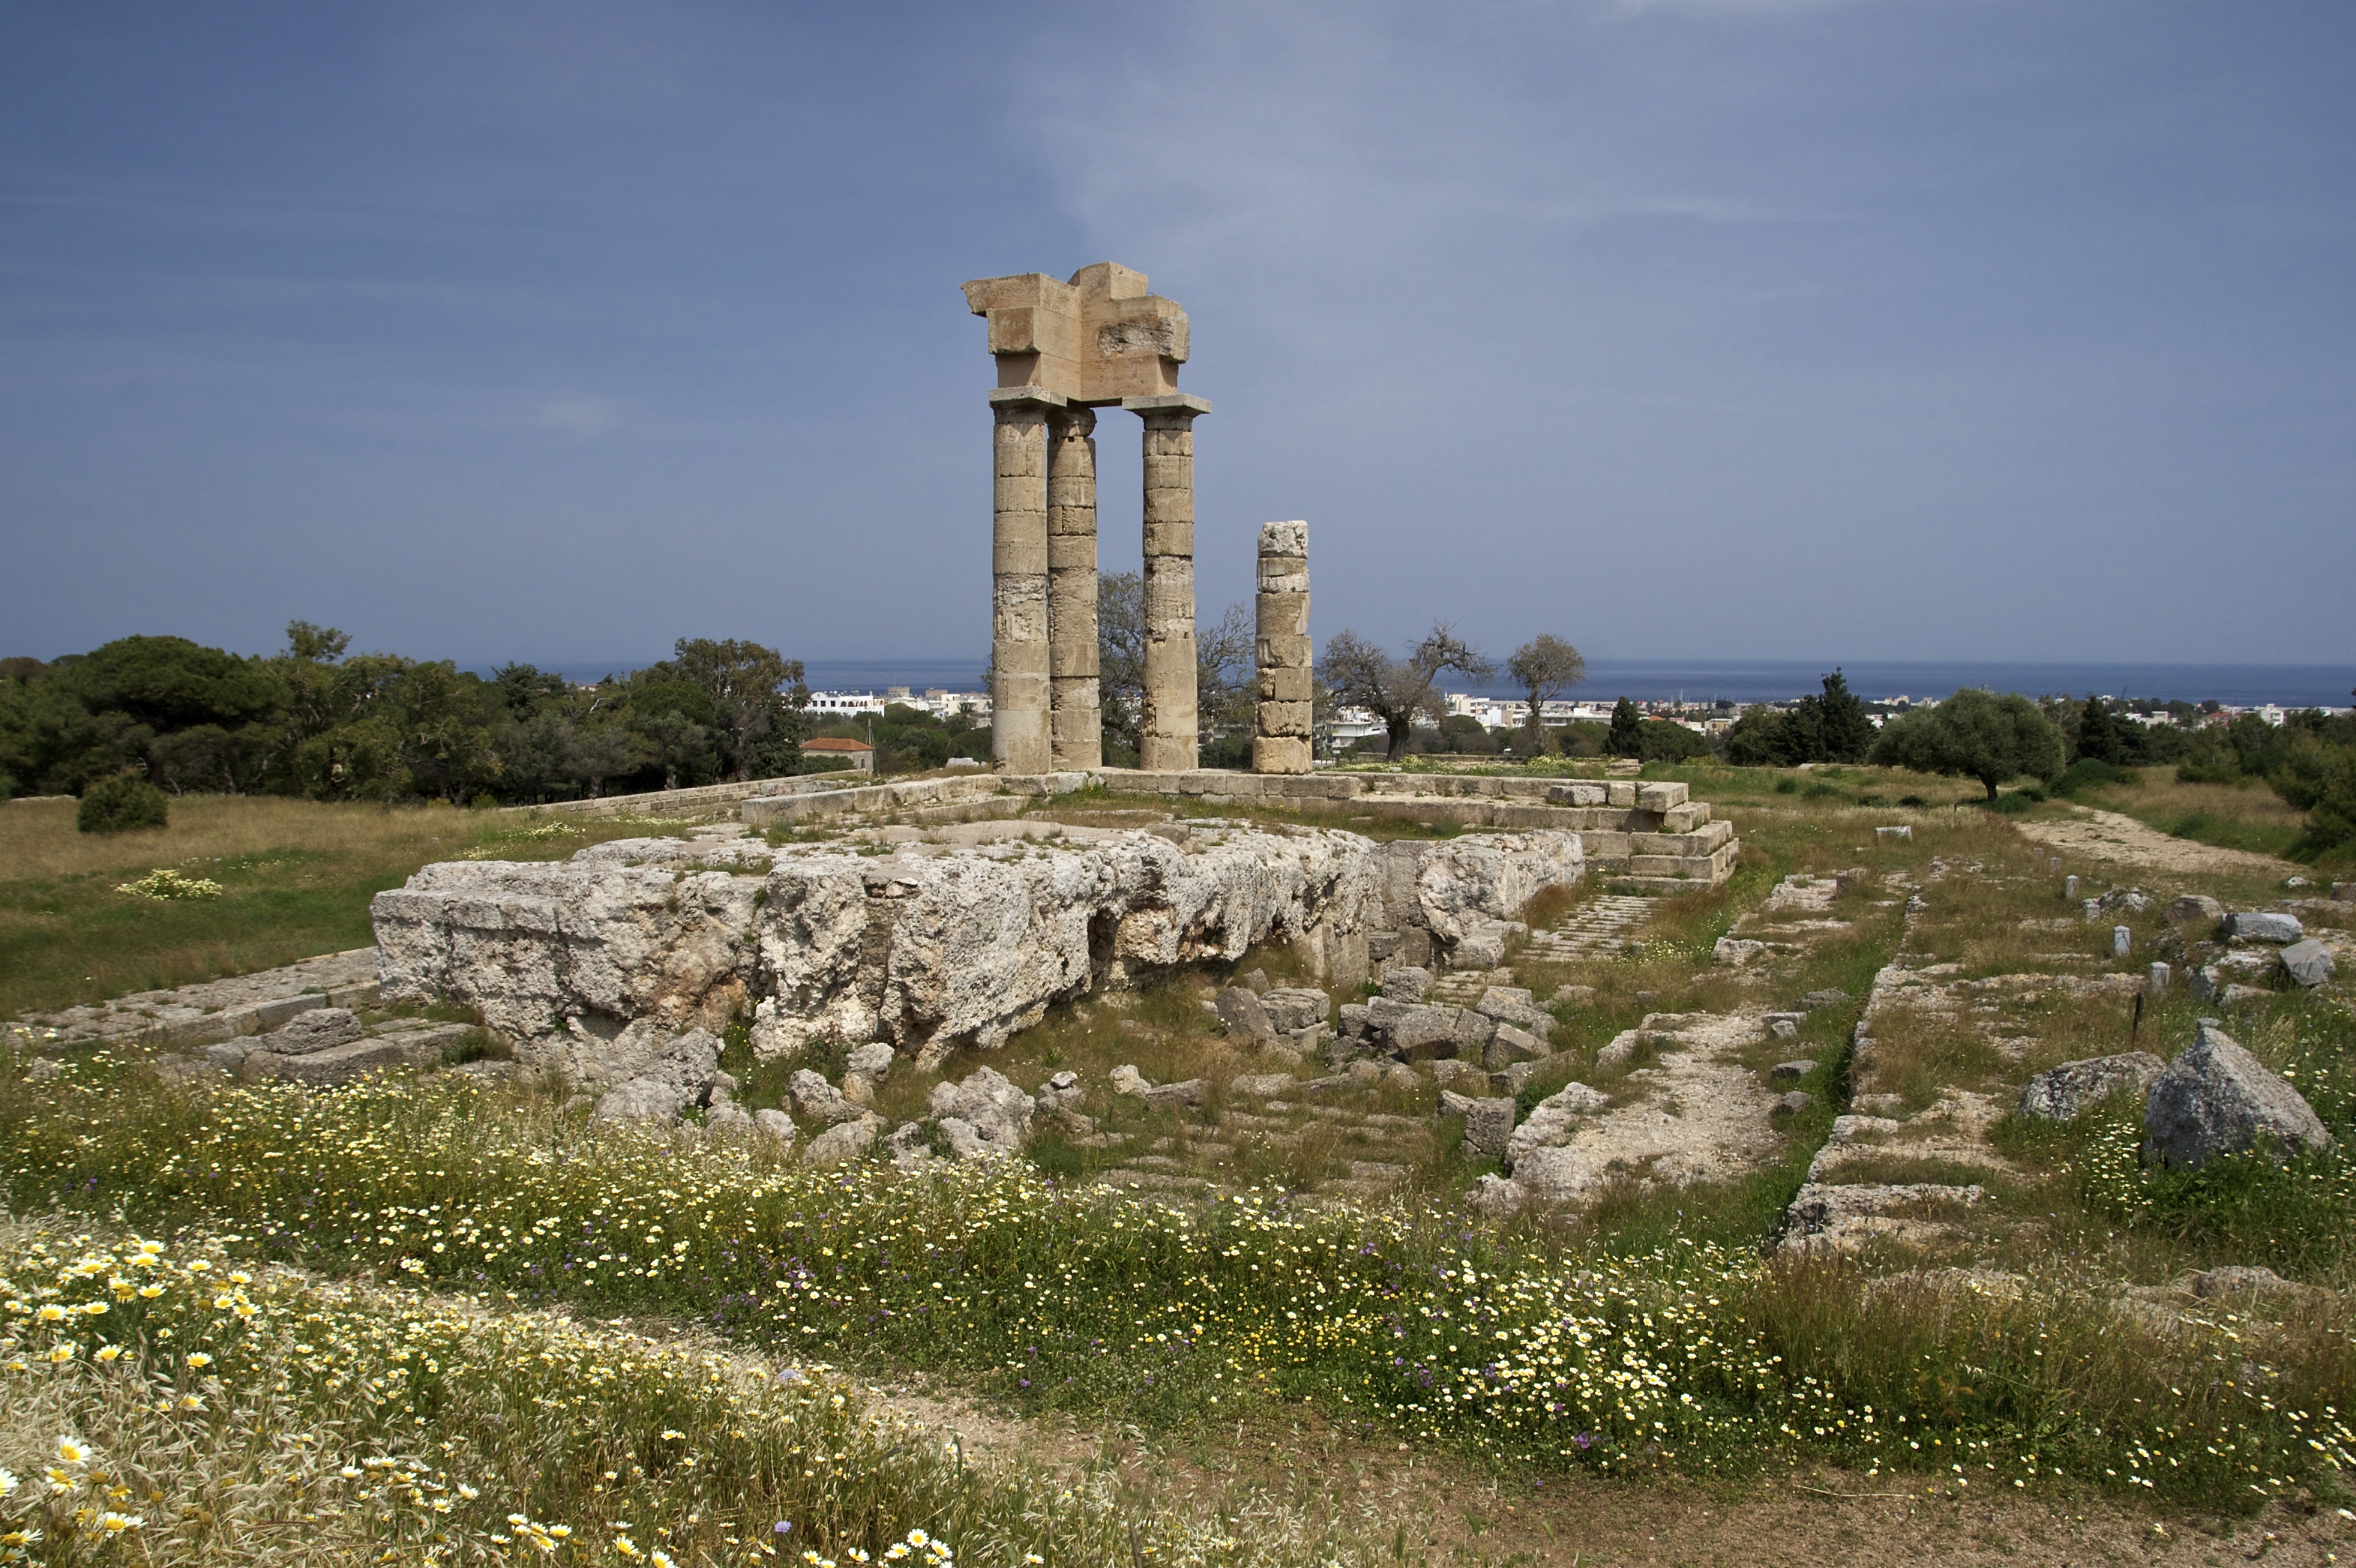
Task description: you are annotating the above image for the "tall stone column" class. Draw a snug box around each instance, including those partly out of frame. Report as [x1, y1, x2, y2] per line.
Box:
[1126, 393, 1210, 772]
[1253, 520, 1313, 773]
[1045, 405, 1101, 772]
[989, 387, 1061, 775]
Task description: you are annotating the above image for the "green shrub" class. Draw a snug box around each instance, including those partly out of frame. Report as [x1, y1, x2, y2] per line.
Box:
[1897, 793, 1927, 807]
[1984, 790, 2037, 815]
[1773, 775, 1798, 795]
[2051, 757, 2133, 797]
[76, 772, 169, 834]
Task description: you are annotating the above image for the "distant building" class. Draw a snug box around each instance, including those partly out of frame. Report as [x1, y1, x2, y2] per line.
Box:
[803, 736, 874, 773]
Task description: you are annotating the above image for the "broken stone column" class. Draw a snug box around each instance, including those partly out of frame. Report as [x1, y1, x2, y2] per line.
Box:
[1254, 519, 1312, 774]
[1047, 405, 1101, 771]
[1128, 393, 1209, 771]
[990, 387, 1060, 775]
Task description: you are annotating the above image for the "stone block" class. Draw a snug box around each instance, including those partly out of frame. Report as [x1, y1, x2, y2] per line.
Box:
[1635, 781, 1689, 812]
[1626, 854, 1719, 880]
[1875, 825, 1913, 843]
[1606, 782, 1637, 808]
[1257, 666, 1316, 702]
[2281, 940, 2335, 989]
[2019, 1051, 2164, 1121]
[247, 1033, 445, 1087]
[1484, 1024, 1547, 1071]
[1251, 736, 1312, 775]
[2145, 1020, 2330, 1168]
[1660, 802, 1710, 832]
[1256, 700, 1314, 737]
[2227, 911, 2303, 944]
[2168, 894, 2226, 924]
[1770, 1060, 1816, 1084]
[1463, 1096, 1516, 1159]
[1258, 519, 1307, 556]
[1545, 782, 1608, 807]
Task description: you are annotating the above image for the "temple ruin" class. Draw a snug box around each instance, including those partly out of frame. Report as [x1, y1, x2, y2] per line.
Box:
[963, 262, 1209, 773]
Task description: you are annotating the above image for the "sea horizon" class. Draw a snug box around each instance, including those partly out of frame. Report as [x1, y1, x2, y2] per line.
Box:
[480, 657, 2355, 712]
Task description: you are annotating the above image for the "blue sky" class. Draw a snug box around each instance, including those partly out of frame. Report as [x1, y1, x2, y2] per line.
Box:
[3, 1, 2351, 670]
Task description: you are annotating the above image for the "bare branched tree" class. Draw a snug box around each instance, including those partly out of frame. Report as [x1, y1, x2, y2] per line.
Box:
[1319, 624, 1494, 761]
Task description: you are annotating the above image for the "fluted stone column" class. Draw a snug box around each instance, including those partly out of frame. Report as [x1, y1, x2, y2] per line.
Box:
[1126, 393, 1209, 772]
[989, 387, 1060, 775]
[1046, 405, 1102, 771]
[1254, 520, 1312, 774]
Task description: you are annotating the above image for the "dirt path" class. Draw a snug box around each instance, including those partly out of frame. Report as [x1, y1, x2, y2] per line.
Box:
[2014, 805, 2298, 877]
[864, 1375, 2343, 1566]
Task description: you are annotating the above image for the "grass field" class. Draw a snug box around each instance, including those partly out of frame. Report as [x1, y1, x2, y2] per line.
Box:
[0, 798, 694, 1019]
[2071, 771, 2315, 861]
[6, 772, 2355, 1562]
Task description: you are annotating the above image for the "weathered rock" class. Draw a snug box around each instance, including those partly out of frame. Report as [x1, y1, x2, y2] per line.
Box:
[2191, 1265, 2288, 1299]
[1261, 988, 1329, 1033]
[1504, 1081, 1610, 1170]
[1144, 1078, 1209, 1110]
[1392, 832, 1585, 958]
[706, 1099, 757, 1138]
[1462, 1096, 1515, 1159]
[1781, 1183, 1985, 1254]
[754, 1108, 797, 1145]
[2144, 1021, 2331, 1169]
[1768, 1018, 1799, 1041]
[1215, 987, 1276, 1044]
[1713, 937, 1768, 967]
[2167, 894, 2226, 925]
[929, 1066, 1034, 1156]
[257, 1007, 367, 1056]
[1380, 967, 1434, 1003]
[247, 1034, 445, 1087]
[1238, 967, 1272, 995]
[1769, 1060, 1816, 1085]
[1551, 984, 1596, 1008]
[1335, 1003, 1370, 1041]
[595, 1028, 723, 1121]
[1450, 921, 1515, 971]
[2226, 911, 2304, 945]
[1034, 1069, 1084, 1112]
[1484, 1024, 1547, 1070]
[1437, 1088, 1478, 1119]
[845, 1042, 896, 1081]
[1109, 1064, 1149, 1097]
[883, 1120, 934, 1168]
[2281, 939, 2336, 989]
[1800, 989, 1851, 1010]
[1474, 986, 1554, 1039]
[802, 1113, 883, 1168]
[1432, 1058, 1493, 1095]
[2019, 1051, 2165, 1122]
[788, 1069, 864, 1126]
[1230, 1072, 1296, 1098]
[1771, 1090, 1814, 1120]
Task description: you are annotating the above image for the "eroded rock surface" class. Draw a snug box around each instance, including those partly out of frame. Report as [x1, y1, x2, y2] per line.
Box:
[2144, 1020, 2331, 1169]
[376, 823, 1586, 1080]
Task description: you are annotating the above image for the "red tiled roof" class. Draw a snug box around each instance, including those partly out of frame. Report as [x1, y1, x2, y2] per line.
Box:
[804, 737, 874, 752]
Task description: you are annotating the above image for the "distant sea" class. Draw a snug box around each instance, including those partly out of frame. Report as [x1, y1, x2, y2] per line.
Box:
[489, 658, 2355, 711]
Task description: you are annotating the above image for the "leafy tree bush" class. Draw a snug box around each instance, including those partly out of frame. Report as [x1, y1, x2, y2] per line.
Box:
[1869, 688, 2065, 799]
[1720, 671, 1874, 766]
[76, 772, 169, 833]
[1506, 634, 1584, 754]
[2049, 757, 2133, 798]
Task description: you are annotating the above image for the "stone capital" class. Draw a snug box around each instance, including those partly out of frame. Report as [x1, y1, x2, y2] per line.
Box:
[1121, 392, 1212, 418]
[989, 385, 1068, 412]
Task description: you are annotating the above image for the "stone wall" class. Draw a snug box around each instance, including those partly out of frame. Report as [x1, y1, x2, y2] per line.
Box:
[373, 822, 1585, 1081]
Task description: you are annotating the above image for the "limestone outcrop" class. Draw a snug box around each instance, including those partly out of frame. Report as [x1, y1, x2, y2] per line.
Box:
[376, 822, 1583, 1080]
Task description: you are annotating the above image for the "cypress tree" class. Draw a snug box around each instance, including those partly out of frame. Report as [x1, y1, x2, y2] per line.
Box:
[1607, 697, 1644, 758]
[1818, 669, 1876, 762]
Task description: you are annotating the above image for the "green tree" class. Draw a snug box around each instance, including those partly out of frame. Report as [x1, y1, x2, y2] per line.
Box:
[2075, 694, 2130, 765]
[1869, 688, 2066, 799]
[1506, 634, 1584, 755]
[666, 639, 810, 783]
[1816, 670, 1876, 762]
[1606, 697, 1644, 759]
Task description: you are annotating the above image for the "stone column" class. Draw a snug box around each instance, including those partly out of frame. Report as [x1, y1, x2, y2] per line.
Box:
[1126, 393, 1210, 772]
[1254, 520, 1313, 774]
[989, 387, 1061, 775]
[1046, 405, 1101, 772]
